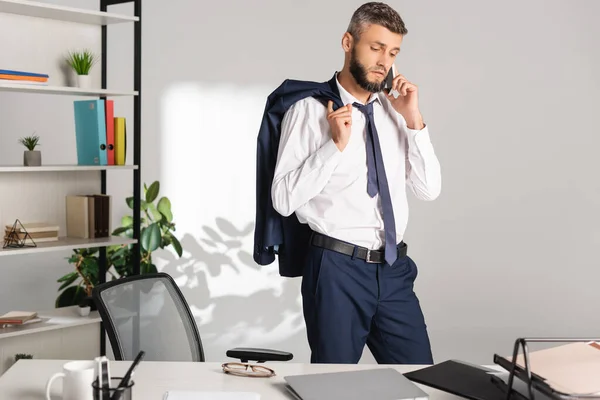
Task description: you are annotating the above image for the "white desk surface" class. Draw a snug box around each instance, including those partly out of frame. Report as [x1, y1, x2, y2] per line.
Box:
[0, 359, 468, 400]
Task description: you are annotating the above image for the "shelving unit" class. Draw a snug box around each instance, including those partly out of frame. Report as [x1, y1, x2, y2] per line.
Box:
[0, 82, 138, 96]
[0, 0, 142, 357]
[0, 0, 138, 25]
[0, 165, 138, 172]
[0, 236, 137, 257]
[0, 306, 102, 375]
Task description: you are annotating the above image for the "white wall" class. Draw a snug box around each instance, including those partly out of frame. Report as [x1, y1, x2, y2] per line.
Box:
[0, 0, 599, 365]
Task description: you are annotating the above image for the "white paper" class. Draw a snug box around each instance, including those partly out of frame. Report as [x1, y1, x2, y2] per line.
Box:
[163, 391, 260, 400]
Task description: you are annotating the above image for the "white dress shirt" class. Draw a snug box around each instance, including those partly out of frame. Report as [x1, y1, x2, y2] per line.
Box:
[271, 75, 441, 250]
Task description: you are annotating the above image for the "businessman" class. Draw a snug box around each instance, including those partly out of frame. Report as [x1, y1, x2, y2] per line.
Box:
[269, 2, 442, 364]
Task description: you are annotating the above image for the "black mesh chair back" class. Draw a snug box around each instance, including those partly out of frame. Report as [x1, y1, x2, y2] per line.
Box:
[92, 272, 205, 362]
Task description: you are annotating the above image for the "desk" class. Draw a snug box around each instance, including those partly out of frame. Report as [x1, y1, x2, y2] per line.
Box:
[0, 359, 466, 400]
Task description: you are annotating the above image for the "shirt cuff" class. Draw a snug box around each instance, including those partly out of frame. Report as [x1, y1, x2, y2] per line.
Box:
[317, 139, 342, 165]
[406, 123, 431, 147]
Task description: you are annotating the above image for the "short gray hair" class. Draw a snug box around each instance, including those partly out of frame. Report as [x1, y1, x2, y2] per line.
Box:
[347, 2, 408, 41]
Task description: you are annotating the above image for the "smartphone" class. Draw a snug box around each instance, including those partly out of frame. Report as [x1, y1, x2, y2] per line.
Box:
[384, 64, 400, 98]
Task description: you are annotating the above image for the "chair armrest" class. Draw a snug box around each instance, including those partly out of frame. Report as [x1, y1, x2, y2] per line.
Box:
[226, 347, 293, 363]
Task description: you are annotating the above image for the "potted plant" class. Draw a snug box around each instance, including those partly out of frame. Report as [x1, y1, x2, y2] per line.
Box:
[66, 49, 97, 88]
[14, 353, 33, 362]
[18, 134, 41, 166]
[55, 181, 183, 308]
[77, 299, 91, 316]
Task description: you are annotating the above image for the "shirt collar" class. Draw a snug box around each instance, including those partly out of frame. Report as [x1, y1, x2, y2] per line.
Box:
[335, 72, 381, 106]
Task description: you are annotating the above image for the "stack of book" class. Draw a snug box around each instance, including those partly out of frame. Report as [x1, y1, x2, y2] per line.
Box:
[4, 222, 59, 244]
[0, 68, 49, 85]
[65, 194, 112, 239]
[0, 311, 40, 326]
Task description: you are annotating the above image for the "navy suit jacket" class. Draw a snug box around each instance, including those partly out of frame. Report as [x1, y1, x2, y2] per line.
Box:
[253, 73, 345, 277]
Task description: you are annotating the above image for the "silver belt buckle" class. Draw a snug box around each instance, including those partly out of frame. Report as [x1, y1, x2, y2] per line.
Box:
[365, 249, 378, 263]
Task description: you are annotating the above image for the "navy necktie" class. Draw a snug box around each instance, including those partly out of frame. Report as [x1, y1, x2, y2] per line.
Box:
[353, 101, 397, 266]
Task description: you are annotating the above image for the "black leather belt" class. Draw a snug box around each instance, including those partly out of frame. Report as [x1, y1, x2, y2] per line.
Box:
[310, 232, 407, 264]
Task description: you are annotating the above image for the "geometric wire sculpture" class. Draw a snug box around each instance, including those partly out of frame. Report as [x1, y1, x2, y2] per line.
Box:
[3, 219, 37, 249]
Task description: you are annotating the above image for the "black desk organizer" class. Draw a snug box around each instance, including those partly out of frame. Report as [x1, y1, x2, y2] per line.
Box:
[493, 337, 600, 400]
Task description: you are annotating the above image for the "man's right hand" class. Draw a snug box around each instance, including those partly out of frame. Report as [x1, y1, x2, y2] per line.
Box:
[327, 101, 353, 151]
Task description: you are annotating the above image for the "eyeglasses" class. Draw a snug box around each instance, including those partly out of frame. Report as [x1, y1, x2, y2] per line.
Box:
[221, 362, 276, 378]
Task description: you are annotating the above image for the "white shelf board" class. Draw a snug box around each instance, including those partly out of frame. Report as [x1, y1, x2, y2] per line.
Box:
[0, 0, 138, 25]
[0, 306, 101, 339]
[0, 165, 138, 172]
[0, 236, 137, 257]
[0, 82, 138, 96]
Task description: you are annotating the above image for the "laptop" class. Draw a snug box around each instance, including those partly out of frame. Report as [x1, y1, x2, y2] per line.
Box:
[284, 368, 429, 400]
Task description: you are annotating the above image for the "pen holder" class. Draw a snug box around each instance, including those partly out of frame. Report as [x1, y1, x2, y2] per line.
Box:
[92, 377, 134, 400]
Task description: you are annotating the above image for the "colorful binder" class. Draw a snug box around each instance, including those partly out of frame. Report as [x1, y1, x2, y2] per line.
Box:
[73, 100, 108, 165]
[114, 117, 126, 165]
[104, 100, 115, 165]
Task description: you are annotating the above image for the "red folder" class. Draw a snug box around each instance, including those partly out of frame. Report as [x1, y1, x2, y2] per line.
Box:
[104, 100, 115, 165]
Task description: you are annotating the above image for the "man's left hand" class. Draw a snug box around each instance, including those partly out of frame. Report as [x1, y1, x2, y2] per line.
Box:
[386, 73, 424, 130]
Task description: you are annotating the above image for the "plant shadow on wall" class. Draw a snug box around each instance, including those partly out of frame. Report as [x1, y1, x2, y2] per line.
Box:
[155, 217, 305, 353]
[53, 179, 305, 354]
[55, 181, 182, 307]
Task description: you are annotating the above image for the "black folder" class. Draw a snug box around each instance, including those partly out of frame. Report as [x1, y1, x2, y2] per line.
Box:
[404, 360, 524, 400]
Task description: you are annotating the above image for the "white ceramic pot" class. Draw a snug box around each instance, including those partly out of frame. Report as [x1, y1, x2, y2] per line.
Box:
[76, 306, 90, 317]
[77, 74, 91, 89]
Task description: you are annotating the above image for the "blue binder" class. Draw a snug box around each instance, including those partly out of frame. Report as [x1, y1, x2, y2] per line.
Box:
[73, 100, 107, 165]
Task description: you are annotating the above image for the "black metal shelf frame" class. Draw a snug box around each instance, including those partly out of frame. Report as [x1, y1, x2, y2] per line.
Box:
[98, 0, 142, 356]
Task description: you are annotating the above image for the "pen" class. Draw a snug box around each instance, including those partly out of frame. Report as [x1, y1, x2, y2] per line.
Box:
[95, 356, 111, 400]
[111, 350, 145, 400]
[101, 356, 110, 400]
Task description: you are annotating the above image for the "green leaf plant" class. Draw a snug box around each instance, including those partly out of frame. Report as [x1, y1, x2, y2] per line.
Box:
[18, 134, 40, 151]
[55, 181, 183, 308]
[66, 49, 97, 75]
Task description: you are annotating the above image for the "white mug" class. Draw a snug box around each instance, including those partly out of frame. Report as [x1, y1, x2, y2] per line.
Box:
[45, 360, 95, 400]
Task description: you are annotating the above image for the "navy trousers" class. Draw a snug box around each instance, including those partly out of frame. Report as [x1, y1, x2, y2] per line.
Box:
[301, 241, 433, 364]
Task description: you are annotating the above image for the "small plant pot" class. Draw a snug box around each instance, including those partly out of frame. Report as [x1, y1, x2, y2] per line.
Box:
[77, 305, 91, 317]
[23, 150, 41, 166]
[77, 74, 91, 88]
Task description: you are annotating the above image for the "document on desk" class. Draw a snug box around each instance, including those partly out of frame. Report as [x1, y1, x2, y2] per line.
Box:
[507, 341, 600, 395]
[163, 391, 260, 400]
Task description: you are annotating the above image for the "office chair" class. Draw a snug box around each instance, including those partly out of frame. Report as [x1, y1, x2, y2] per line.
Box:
[92, 272, 293, 363]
